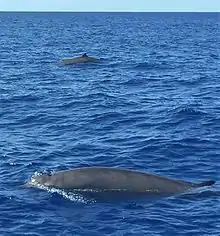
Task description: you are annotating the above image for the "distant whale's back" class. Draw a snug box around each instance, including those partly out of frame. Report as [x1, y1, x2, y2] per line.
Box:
[60, 56, 100, 65]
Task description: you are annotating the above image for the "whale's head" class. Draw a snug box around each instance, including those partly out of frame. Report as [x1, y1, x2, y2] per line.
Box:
[29, 173, 55, 188]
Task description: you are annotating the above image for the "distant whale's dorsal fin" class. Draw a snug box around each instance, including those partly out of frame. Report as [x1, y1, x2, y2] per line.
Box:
[82, 53, 88, 57]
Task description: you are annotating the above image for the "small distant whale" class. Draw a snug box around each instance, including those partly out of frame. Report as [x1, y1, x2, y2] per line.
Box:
[60, 53, 100, 65]
[24, 167, 215, 195]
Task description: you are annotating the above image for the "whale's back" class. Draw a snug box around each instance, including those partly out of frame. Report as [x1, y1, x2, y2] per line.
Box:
[28, 167, 215, 194]
[60, 56, 100, 65]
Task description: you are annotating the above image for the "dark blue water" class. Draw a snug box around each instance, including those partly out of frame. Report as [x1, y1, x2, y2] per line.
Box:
[0, 12, 220, 235]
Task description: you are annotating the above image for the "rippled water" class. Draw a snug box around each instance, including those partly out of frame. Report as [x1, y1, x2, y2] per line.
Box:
[0, 12, 220, 235]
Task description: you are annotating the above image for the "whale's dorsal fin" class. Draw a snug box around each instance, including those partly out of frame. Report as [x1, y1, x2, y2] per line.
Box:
[82, 53, 88, 57]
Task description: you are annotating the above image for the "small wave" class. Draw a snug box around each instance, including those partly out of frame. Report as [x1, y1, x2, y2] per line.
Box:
[180, 190, 220, 200]
[87, 111, 125, 123]
[85, 92, 116, 99]
[210, 53, 219, 60]
[122, 77, 147, 87]
[0, 93, 41, 105]
[132, 62, 171, 70]
[169, 105, 207, 119]
[9, 93, 40, 103]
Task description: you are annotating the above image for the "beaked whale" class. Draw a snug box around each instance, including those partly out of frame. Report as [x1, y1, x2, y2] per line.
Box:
[25, 167, 215, 195]
[60, 53, 100, 65]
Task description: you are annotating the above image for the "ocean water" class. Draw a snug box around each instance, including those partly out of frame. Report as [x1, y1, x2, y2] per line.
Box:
[0, 12, 220, 235]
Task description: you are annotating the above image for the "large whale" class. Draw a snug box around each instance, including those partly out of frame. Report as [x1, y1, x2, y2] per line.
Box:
[25, 167, 215, 195]
[60, 53, 100, 65]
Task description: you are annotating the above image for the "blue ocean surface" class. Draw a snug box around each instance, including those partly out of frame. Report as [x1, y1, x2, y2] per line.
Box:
[0, 12, 220, 235]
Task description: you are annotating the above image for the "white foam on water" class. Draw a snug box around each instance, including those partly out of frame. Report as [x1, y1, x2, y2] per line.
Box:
[27, 172, 94, 203]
